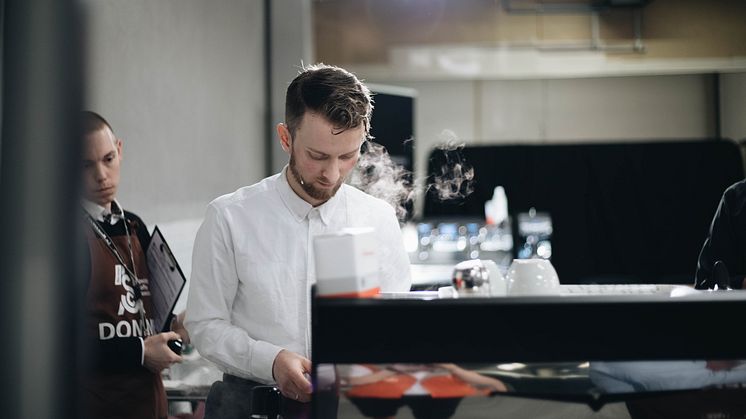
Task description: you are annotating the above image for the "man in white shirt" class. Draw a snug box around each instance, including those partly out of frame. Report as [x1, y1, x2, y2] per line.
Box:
[185, 64, 412, 419]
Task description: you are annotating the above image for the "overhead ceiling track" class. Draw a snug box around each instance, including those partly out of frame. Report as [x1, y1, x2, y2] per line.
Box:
[501, 0, 651, 14]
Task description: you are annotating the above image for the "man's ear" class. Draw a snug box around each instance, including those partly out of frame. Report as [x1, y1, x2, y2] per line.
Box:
[277, 123, 292, 153]
[116, 138, 123, 161]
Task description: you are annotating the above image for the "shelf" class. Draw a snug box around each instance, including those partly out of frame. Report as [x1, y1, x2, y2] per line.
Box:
[345, 47, 746, 81]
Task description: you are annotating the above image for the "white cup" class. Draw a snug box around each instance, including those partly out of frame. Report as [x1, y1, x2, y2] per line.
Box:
[506, 259, 560, 296]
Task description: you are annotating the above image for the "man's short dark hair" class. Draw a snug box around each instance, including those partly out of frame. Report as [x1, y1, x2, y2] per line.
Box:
[81, 110, 114, 136]
[285, 64, 373, 140]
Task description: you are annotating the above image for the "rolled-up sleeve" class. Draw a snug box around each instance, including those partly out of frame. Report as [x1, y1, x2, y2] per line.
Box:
[184, 203, 282, 383]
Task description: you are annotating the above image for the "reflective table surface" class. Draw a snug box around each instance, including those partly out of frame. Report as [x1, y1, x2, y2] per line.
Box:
[312, 290, 746, 418]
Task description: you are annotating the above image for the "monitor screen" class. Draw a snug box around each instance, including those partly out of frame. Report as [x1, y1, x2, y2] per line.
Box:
[368, 84, 415, 173]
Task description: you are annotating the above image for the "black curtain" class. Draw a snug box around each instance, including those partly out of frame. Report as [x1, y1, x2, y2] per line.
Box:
[424, 141, 744, 284]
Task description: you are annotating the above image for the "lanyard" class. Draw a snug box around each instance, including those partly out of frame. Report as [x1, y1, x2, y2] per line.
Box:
[86, 212, 150, 328]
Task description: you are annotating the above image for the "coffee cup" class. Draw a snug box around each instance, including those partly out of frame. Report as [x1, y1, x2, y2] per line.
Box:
[506, 259, 560, 296]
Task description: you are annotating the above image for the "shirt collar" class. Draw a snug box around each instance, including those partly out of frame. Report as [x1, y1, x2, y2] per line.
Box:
[82, 199, 124, 225]
[276, 166, 343, 226]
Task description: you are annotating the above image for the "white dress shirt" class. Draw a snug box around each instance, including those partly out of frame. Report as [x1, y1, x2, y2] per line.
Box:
[185, 167, 411, 384]
[82, 198, 125, 225]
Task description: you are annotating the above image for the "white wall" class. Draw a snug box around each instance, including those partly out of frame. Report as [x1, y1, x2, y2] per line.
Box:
[542, 76, 714, 142]
[270, 0, 314, 173]
[84, 1, 266, 311]
[722, 72, 746, 141]
[380, 74, 718, 215]
[84, 0, 266, 225]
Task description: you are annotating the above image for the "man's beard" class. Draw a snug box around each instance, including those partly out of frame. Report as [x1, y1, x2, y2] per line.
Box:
[289, 151, 344, 202]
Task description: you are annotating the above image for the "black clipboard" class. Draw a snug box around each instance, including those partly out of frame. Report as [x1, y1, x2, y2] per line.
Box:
[146, 226, 187, 333]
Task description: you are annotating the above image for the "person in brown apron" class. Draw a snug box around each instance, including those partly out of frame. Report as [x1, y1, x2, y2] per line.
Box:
[80, 111, 184, 419]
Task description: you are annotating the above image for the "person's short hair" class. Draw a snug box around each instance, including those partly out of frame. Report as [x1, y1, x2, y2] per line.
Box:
[81, 110, 114, 137]
[285, 63, 373, 140]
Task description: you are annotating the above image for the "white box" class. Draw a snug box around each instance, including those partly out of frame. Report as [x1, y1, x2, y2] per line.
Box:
[313, 227, 379, 298]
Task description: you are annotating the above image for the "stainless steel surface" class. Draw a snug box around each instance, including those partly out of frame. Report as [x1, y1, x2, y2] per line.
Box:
[452, 259, 491, 296]
[410, 263, 455, 287]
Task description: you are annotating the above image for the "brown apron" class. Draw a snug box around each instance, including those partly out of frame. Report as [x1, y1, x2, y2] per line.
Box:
[84, 219, 167, 419]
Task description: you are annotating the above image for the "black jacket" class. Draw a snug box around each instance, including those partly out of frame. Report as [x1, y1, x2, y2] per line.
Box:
[695, 180, 746, 289]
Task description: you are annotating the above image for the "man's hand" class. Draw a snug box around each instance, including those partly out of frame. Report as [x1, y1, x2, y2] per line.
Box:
[436, 363, 508, 393]
[143, 331, 183, 373]
[706, 360, 741, 372]
[272, 350, 312, 403]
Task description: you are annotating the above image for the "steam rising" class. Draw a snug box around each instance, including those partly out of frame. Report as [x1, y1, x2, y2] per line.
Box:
[349, 130, 475, 220]
[348, 140, 415, 220]
[427, 130, 475, 201]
